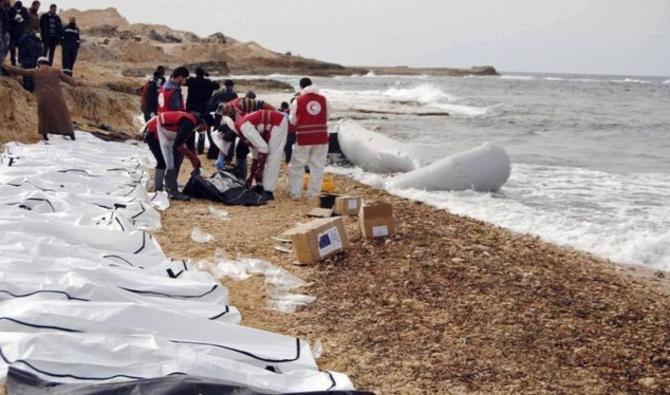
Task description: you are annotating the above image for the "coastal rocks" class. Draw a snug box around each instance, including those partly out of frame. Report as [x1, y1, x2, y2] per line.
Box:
[183, 61, 230, 76]
[207, 32, 227, 44]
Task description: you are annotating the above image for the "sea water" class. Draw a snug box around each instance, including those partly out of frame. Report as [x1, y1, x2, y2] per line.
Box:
[263, 73, 670, 271]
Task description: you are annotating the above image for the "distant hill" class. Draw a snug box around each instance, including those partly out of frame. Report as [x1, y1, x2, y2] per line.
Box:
[60, 7, 498, 77]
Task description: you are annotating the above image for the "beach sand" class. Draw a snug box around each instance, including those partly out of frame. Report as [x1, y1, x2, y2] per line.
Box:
[152, 159, 670, 394]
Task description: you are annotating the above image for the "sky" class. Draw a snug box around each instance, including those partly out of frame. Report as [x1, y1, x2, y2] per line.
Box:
[54, 0, 669, 76]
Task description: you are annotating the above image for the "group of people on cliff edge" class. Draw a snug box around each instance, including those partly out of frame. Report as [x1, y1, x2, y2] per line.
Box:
[0, 0, 80, 85]
[141, 65, 330, 204]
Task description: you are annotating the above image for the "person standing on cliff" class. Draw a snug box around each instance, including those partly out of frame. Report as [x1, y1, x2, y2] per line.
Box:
[288, 77, 330, 200]
[17, 28, 42, 91]
[1, 56, 78, 141]
[26, 1, 40, 35]
[60, 16, 79, 76]
[39, 3, 61, 65]
[185, 66, 220, 154]
[0, 0, 10, 66]
[7, 1, 29, 66]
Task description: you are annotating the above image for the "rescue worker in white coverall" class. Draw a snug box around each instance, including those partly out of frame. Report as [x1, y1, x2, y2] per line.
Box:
[219, 109, 288, 200]
[288, 77, 331, 200]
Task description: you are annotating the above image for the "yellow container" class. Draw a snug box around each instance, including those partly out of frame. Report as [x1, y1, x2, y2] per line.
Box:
[304, 174, 337, 193]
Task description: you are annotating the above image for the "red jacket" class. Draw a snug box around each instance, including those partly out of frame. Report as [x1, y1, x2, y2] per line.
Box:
[294, 92, 328, 145]
[145, 112, 197, 136]
[235, 110, 285, 141]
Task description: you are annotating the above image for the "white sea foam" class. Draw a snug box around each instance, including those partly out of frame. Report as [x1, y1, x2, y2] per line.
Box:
[663, 79, 670, 84]
[329, 163, 670, 271]
[322, 84, 490, 117]
[500, 75, 536, 81]
[612, 78, 652, 84]
[382, 84, 455, 103]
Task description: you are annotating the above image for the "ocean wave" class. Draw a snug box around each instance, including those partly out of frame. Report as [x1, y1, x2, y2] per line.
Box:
[382, 84, 456, 104]
[543, 77, 565, 81]
[500, 75, 536, 81]
[663, 79, 670, 84]
[432, 103, 490, 117]
[612, 78, 652, 84]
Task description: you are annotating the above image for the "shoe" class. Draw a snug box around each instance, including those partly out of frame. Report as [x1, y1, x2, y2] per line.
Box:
[153, 168, 165, 192]
[165, 169, 191, 201]
[263, 191, 275, 201]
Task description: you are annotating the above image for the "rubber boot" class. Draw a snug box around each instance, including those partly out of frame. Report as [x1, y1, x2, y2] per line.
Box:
[154, 168, 165, 192]
[165, 169, 190, 201]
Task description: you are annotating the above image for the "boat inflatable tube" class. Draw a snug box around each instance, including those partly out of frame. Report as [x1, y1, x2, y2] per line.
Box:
[337, 120, 511, 192]
[387, 142, 511, 192]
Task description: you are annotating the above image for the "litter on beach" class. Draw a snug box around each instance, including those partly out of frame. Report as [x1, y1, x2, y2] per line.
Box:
[191, 227, 215, 243]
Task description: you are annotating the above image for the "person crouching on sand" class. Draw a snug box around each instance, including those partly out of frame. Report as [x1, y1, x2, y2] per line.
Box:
[142, 111, 214, 201]
[1, 56, 77, 141]
[218, 109, 288, 201]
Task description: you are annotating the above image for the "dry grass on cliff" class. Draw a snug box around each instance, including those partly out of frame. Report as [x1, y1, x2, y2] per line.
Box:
[153, 159, 670, 395]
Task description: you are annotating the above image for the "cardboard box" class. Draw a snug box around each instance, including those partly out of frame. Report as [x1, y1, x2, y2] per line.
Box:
[359, 202, 395, 239]
[334, 196, 362, 216]
[307, 207, 334, 218]
[289, 217, 350, 265]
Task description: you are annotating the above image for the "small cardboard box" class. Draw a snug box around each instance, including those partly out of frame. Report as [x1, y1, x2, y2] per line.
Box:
[289, 217, 350, 265]
[359, 202, 395, 239]
[333, 196, 362, 216]
[307, 207, 334, 218]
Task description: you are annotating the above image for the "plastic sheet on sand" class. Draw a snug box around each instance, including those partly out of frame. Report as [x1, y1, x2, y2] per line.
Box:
[198, 250, 317, 314]
[0, 134, 353, 392]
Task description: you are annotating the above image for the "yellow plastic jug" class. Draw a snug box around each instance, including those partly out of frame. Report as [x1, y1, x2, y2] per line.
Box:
[303, 174, 337, 193]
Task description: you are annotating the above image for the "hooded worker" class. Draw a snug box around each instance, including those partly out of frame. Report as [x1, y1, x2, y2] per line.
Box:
[143, 111, 213, 201]
[2, 56, 77, 140]
[216, 110, 287, 200]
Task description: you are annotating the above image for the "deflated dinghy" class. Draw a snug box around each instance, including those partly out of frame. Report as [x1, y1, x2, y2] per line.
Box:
[336, 120, 511, 192]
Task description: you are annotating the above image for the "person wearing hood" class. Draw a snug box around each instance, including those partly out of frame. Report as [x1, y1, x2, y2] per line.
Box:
[142, 111, 213, 201]
[39, 3, 61, 65]
[7, 0, 29, 66]
[288, 77, 331, 200]
[2, 56, 78, 140]
[61, 16, 79, 76]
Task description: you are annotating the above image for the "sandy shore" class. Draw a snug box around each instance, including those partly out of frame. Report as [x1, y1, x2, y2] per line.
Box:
[150, 157, 670, 394]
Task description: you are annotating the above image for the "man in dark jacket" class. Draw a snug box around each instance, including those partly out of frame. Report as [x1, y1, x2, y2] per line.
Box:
[186, 67, 220, 154]
[18, 29, 42, 91]
[61, 16, 79, 76]
[7, 1, 28, 66]
[207, 79, 238, 158]
[0, 0, 10, 66]
[141, 71, 162, 122]
[39, 3, 61, 65]
[26, 1, 39, 34]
